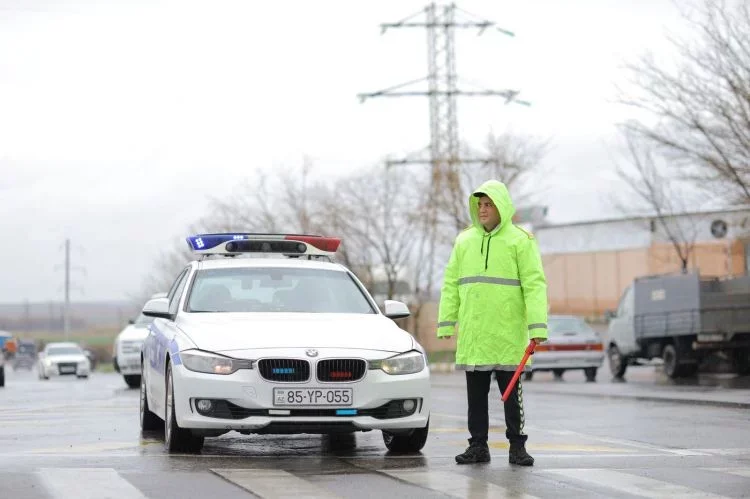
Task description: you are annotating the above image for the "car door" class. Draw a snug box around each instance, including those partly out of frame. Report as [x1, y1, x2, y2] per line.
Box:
[147, 267, 190, 417]
[607, 285, 638, 355]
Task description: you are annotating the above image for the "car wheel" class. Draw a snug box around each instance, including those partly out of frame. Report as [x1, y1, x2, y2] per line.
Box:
[382, 419, 429, 453]
[165, 362, 204, 453]
[77, 375, 89, 379]
[608, 344, 627, 378]
[0, 366, 4, 387]
[124, 375, 141, 389]
[584, 367, 597, 382]
[523, 371, 533, 381]
[140, 367, 162, 433]
[552, 369, 565, 380]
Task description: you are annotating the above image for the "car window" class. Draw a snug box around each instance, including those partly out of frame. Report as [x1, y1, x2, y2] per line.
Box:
[186, 267, 375, 314]
[47, 346, 83, 356]
[166, 268, 189, 302]
[169, 270, 191, 316]
[617, 286, 633, 317]
[548, 317, 594, 336]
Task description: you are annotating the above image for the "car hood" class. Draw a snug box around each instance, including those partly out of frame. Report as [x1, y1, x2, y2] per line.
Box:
[175, 313, 414, 354]
[118, 325, 151, 342]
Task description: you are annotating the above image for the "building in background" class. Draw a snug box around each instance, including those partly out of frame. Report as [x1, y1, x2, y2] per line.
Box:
[535, 207, 750, 318]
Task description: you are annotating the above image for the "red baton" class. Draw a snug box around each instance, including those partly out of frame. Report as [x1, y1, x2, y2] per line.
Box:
[501, 341, 536, 402]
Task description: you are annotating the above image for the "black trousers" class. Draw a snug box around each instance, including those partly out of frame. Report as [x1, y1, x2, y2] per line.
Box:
[465, 370, 528, 446]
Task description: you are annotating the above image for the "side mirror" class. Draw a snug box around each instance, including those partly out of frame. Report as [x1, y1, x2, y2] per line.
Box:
[142, 297, 171, 320]
[384, 300, 410, 320]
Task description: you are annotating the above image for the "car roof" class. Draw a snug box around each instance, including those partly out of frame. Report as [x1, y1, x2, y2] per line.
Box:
[195, 257, 349, 272]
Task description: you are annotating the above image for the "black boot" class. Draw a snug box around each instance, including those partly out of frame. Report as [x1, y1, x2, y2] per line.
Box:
[455, 442, 491, 464]
[509, 444, 534, 466]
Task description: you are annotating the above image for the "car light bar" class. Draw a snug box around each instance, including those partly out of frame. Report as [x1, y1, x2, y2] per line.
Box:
[186, 233, 342, 256]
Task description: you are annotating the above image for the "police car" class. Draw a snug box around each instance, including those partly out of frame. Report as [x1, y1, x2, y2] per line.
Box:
[139, 233, 431, 454]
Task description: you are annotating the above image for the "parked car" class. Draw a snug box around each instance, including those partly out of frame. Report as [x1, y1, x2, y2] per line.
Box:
[525, 315, 604, 382]
[140, 233, 430, 454]
[37, 342, 91, 380]
[113, 310, 158, 389]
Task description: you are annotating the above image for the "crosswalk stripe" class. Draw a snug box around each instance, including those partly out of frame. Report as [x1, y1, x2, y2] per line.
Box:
[38, 468, 147, 499]
[382, 469, 539, 499]
[544, 469, 729, 498]
[212, 468, 341, 499]
[703, 467, 750, 479]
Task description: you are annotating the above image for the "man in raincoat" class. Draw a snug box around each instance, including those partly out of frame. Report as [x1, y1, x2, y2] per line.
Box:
[437, 179, 548, 466]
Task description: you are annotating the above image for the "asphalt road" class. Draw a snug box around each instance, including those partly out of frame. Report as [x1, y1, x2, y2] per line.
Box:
[1, 366, 749, 498]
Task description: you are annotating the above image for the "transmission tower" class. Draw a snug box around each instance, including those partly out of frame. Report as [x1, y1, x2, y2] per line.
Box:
[358, 2, 529, 198]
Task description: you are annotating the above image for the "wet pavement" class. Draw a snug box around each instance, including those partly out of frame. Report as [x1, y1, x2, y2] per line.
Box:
[1, 366, 749, 498]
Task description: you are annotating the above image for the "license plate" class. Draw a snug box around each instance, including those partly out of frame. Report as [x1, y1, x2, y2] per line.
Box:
[60, 366, 75, 374]
[273, 388, 353, 406]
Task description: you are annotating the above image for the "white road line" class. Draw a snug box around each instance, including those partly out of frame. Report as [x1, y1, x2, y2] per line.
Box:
[38, 468, 147, 499]
[212, 468, 340, 499]
[383, 469, 539, 499]
[544, 469, 729, 498]
[703, 467, 750, 479]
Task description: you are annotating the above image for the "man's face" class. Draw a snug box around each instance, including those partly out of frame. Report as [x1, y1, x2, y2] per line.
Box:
[477, 196, 500, 230]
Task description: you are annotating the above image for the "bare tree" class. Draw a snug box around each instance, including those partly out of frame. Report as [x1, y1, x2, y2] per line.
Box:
[620, 0, 750, 204]
[615, 128, 701, 271]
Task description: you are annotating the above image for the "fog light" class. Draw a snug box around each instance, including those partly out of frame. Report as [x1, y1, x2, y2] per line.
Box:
[196, 399, 213, 413]
[402, 399, 416, 412]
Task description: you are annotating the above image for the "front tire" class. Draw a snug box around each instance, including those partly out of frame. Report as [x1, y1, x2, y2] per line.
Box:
[584, 367, 597, 382]
[608, 344, 627, 378]
[124, 374, 141, 389]
[383, 419, 429, 453]
[523, 371, 533, 381]
[164, 362, 203, 453]
[0, 366, 4, 387]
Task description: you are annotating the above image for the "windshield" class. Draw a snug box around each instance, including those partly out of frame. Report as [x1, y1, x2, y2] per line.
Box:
[186, 267, 376, 314]
[47, 346, 83, 356]
[548, 317, 595, 336]
[18, 343, 36, 354]
[133, 313, 153, 327]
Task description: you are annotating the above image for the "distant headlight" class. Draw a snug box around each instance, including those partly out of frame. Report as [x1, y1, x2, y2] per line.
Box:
[180, 349, 253, 375]
[369, 350, 425, 375]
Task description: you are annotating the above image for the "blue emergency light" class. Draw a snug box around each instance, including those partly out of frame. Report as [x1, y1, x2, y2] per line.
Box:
[186, 233, 341, 257]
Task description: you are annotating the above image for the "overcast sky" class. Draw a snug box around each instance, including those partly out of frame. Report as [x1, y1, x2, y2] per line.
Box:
[0, 0, 685, 303]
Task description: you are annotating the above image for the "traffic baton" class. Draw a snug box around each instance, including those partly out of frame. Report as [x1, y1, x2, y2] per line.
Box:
[501, 341, 536, 402]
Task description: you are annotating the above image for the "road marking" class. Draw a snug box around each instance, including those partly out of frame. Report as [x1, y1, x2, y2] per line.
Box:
[691, 449, 750, 456]
[212, 468, 340, 498]
[38, 468, 147, 499]
[703, 467, 750, 478]
[383, 469, 539, 499]
[544, 469, 729, 498]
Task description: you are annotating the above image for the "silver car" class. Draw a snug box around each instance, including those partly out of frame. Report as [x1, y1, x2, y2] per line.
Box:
[525, 315, 604, 382]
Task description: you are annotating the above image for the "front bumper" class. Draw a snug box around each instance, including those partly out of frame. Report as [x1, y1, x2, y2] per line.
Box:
[41, 363, 90, 377]
[116, 353, 142, 375]
[172, 363, 431, 434]
[531, 351, 604, 370]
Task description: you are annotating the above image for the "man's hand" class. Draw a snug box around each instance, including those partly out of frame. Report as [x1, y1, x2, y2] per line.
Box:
[531, 337, 546, 345]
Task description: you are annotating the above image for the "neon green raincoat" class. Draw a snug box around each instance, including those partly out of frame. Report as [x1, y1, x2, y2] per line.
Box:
[437, 180, 548, 371]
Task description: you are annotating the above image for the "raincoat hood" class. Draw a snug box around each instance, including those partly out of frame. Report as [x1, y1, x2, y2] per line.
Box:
[469, 180, 516, 234]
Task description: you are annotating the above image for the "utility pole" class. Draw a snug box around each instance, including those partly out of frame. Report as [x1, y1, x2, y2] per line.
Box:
[64, 238, 71, 339]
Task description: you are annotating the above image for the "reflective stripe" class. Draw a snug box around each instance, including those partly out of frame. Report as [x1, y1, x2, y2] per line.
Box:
[456, 364, 531, 372]
[437, 321, 456, 328]
[528, 323, 547, 330]
[458, 276, 521, 286]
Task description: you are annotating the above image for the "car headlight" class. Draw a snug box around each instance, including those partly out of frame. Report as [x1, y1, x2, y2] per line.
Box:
[370, 350, 425, 375]
[180, 349, 253, 375]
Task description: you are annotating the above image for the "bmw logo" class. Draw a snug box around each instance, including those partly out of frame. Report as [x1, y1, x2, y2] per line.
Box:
[305, 349, 318, 358]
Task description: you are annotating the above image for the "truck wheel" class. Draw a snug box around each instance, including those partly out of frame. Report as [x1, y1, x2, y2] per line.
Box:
[662, 344, 684, 378]
[608, 345, 627, 378]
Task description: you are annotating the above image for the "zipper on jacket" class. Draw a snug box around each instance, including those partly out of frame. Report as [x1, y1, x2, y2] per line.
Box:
[484, 234, 491, 270]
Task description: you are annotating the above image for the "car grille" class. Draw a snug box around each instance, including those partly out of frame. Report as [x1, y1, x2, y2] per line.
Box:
[203, 399, 419, 420]
[120, 341, 142, 354]
[57, 362, 77, 375]
[316, 359, 367, 382]
[258, 359, 310, 382]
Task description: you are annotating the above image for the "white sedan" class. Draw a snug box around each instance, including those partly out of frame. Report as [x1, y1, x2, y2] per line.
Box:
[140, 234, 431, 454]
[37, 342, 91, 380]
[113, 293, 165, 389]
